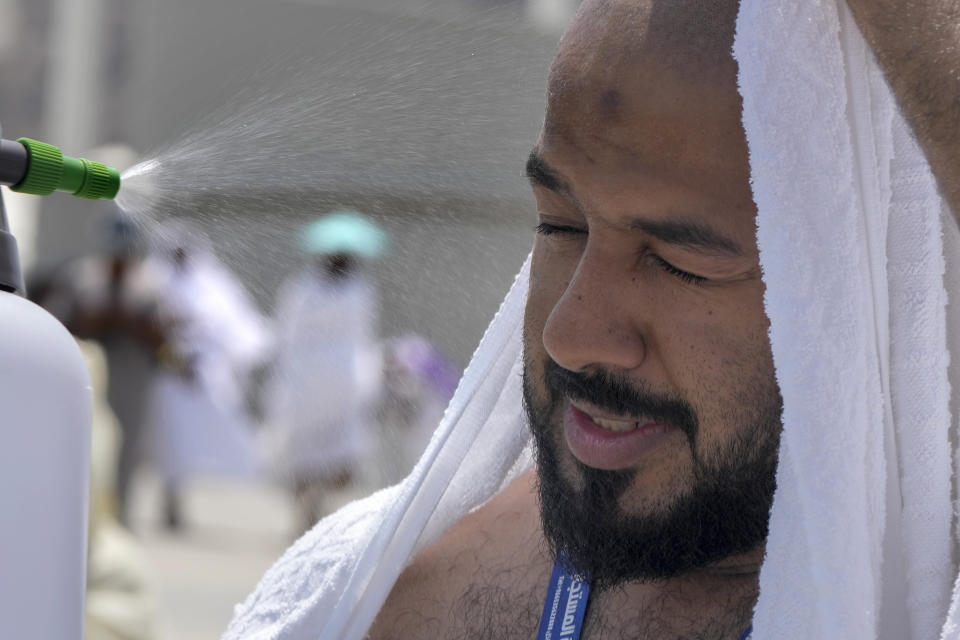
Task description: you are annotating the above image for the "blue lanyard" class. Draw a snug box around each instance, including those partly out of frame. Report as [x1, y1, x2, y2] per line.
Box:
[534, 558, 753, 640]
[536, 558, 591, 640]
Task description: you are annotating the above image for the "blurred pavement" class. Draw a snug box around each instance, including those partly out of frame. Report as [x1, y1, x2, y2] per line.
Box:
[128, 472, 353, 640]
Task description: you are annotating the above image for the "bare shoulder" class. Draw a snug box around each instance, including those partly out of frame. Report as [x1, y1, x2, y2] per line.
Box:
[367, 469, 551, 640]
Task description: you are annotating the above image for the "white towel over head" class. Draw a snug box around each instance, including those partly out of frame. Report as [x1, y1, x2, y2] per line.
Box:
[736, 0, 960, 637]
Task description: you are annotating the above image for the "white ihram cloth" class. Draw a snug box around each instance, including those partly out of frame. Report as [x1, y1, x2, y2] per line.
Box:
[263, 271, 382, 479]
[735, 0, 960, 638]
[225, 1, 960, 638]
[146, 223, 272, 481]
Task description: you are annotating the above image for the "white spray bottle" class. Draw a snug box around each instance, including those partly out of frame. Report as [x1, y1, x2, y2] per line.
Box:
[0, 121, 92, 638]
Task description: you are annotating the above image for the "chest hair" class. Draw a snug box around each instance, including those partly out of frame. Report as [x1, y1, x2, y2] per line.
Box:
[442, 575, 755, 640]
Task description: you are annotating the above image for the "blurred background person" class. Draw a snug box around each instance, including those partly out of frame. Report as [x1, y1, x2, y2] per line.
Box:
[144, 219, 273, 531]
[263, 210, 386, 535]
[33, 210, 185, 528]
[377, 334, 459, 485]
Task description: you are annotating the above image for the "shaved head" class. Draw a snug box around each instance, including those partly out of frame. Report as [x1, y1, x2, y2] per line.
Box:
[547, 0, 740, 117]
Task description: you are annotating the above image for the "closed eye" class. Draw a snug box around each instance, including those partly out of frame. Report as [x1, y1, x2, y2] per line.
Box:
[652, 255, 708, 286]
[535, 222, 587, 236]
[536, 222, 708, 285]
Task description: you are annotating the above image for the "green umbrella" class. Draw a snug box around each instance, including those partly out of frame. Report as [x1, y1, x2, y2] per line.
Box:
[299, 210, 387, 259]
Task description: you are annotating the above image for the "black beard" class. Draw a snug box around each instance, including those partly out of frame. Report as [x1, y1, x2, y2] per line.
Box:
[523, 358, 781, 590]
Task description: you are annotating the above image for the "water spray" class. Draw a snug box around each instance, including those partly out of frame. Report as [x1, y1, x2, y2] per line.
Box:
[0, 137, 121, 200]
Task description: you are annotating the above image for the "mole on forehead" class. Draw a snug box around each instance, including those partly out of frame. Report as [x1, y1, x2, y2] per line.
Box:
[598, 89, 623, 120]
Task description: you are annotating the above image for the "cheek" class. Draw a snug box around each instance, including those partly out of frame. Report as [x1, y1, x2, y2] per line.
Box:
[650, 276, 771, 385]
[670, 303, 776, 449]
[661, 277, 769, 361]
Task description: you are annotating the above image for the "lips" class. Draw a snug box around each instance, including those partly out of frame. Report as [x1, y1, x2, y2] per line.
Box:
[563, 401, 674, 470]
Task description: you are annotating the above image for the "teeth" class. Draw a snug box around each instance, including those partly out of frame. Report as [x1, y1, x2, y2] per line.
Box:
[592, 416, 638, 432]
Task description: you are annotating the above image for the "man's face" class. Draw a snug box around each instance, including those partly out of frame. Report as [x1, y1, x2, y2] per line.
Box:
[522, 0, 782, 587]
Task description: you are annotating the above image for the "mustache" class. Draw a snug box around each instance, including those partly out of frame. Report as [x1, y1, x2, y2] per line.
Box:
[543, 359, 699, 440]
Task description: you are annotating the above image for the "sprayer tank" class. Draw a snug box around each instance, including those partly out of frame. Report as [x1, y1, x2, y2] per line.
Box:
[0, 291, 91, 639]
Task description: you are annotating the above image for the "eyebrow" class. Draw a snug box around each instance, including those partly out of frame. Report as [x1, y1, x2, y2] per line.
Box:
[525, 148, 567, 193]
[525, 148, 744, 258]
[629, 218, 744, 257]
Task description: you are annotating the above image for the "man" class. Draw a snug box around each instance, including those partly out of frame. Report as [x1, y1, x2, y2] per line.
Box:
[227, 1, 960, 638]
[264, 211, 385, 535]
[370, 1, 773, 637]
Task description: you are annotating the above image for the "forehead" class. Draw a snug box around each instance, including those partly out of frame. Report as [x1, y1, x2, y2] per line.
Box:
[538, 0, 753, 231]
[547, 0, 740, 107]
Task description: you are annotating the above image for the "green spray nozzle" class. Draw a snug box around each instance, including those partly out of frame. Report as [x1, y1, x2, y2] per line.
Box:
[0, 137, 121, 200]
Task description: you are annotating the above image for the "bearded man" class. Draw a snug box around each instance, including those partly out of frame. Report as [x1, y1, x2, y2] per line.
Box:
[226, 1, 960, 638]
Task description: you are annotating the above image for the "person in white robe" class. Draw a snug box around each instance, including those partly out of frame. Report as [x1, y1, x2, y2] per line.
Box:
[145, 219, 272, 529]
[263, 211, 386, 534]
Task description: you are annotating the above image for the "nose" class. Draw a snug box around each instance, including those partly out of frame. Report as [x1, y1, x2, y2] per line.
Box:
[541, 249, 647, 373]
